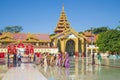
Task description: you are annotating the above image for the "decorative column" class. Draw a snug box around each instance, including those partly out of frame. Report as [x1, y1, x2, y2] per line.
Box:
[52, 40, 55, 47]
[61, 39, 65, 54]
[54, 39, 58, 47]
[96, 47, 98, 53]
[48, 43, 50, 47]
[36, 43, 39, 46]
[86, 43, 88, 57]
[81, 39, 85, 57]
[75, 38, 79, 57]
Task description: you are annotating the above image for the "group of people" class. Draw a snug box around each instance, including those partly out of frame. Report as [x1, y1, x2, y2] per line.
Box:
[7, 53, 22, 67]
[34, 52, 70, 68]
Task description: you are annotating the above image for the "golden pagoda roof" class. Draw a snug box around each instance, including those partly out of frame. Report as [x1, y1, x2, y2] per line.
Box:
[54, 5, 71, 34]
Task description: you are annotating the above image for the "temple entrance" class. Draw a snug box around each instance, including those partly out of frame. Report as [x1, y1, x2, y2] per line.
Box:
[65, 39, 75, 56]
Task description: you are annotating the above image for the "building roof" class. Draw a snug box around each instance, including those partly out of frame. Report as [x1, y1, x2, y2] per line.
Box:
[35, 34, 51, 41]
[54, 5, 71, 34]
[12, 33, 27, 40]
[82, 32, 98, 43]
[82, 32, 92, 37]
[0, 32, 51, 42]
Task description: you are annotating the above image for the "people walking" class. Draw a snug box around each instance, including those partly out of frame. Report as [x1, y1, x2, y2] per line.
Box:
[97, 53, 102, 65]
[64, 53, 70, 68]
[17, 53, 22, 66]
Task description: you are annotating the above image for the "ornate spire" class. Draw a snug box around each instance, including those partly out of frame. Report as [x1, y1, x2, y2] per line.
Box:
[54, 5, 71, 34]
[62, 4, 64, 12]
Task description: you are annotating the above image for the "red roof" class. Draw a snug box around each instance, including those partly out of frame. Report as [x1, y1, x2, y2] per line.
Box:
[1, 33, 50, 41]
[35, 34, 50, 41]
[12, 33, 27, 40]
[82, 32, 98, 43]
[83, 32, 92, 37]
[85, 35, 98, 43]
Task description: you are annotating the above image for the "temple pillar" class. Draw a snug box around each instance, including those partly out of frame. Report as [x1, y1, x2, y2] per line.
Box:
[86, 43, 88, 57]
[53, 39, 57, 47]
[61, 39, 65, 54]
[36, 43, 39, 46]
[75, 38, 79, 57]
[48, 43, 50, 47]
[96, 47, 98, 53]
[81, 39, 85, 57]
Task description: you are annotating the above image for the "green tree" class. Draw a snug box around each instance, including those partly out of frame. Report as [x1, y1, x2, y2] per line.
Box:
[92, 27, 109, 34]
[85, 26, 109, 34]
[115, 21, 120, 30]
[78, 31, 83, 34]
[0, 29, 3, 33]
[115, 25, 120, 31]
[4, 26, 23, 33]
[96, 30, 120, 53]
[50, 33, 55, 37]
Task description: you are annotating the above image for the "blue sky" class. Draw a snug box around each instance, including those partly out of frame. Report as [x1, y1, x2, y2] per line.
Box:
[0, 0, 120, 34]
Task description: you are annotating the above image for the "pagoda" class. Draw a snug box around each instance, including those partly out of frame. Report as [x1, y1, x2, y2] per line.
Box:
[51, 5, 99, 57]
[54, 5, 71, 34]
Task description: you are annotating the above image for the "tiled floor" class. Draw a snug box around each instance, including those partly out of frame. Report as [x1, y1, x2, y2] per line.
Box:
[2, 63, 47, 80]
[37, 57, 120, 80]
[0, 57, 120, 80]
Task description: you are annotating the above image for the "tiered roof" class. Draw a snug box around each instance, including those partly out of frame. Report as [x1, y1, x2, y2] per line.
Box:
[54, 5, 71, 34]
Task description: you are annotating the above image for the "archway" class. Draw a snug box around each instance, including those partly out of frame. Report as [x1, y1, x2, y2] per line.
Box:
[65, 39, 75, 56]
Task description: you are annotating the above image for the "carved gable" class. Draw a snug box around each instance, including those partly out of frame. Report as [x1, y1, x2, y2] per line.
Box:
[67, 34, 76, 38]
[54, 29, 78, 39]
[51, 28, 86, 41]
[26, 34, 38, 41]
[57, 34, 64, 39]
[0, 32, 13, 41]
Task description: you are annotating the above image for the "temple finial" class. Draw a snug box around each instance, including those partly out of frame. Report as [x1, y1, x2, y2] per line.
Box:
[62, 4, 64, 12]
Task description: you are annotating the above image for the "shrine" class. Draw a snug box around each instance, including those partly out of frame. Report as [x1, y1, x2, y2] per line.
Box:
[51, 5, 98, 57]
